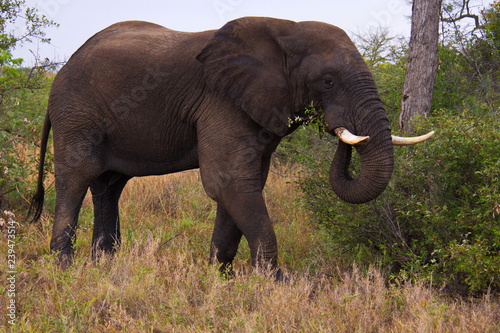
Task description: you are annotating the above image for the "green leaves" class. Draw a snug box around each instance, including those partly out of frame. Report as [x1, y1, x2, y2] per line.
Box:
[0, 0, 57, 209]
[294, 111, 500, 294]
[0, 48, 22, 65]
[1, 0, 58, 49]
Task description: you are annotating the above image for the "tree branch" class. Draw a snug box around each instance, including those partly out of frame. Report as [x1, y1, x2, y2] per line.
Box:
[442, 13, 480, 28]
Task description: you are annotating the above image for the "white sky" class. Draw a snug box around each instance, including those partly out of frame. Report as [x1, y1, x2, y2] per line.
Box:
[13, 0, 413, 64]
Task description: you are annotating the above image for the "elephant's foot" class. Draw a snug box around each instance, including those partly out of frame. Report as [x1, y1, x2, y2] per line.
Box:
[274, 268, 290, 283]
[91, 237, 119, 263]
[91, 246, 117, 265]
[56, 249, 74, 270]
[214, 259, 289, 283]
[214, 261, 236, 279]
[251, 265, 290, 283]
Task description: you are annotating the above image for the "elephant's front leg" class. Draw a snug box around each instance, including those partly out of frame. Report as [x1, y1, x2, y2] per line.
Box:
[197, 114, 282, 276]
[210, 203, 243, 276]
[200, 164, 279, 273]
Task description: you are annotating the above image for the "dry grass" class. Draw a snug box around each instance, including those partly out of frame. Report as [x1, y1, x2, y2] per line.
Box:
[1, 167, 499, 332]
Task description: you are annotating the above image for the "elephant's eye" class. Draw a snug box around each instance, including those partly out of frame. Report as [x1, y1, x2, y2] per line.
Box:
[323, 78, 334, 89]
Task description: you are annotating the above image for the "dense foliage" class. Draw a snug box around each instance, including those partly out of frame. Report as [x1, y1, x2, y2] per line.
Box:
[293, 113, 499, 294]
[434, 2, 500, 114]
[0, 0, 57, 208]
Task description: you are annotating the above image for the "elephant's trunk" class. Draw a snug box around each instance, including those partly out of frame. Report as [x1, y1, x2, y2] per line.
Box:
[326, 100, 394, 204]
[330, 132, 394, 204]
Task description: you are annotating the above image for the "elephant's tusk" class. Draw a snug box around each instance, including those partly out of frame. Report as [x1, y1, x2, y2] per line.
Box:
[391, 131, 435, 145]
[334, 127, 370, 145]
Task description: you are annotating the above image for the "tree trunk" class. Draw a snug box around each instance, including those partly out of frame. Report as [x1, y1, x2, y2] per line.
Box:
[400, 0, 442, 132]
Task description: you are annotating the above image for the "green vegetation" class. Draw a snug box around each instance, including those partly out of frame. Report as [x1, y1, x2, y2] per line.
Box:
[1, 0, 57, 208]
[295, 113, 499, 294]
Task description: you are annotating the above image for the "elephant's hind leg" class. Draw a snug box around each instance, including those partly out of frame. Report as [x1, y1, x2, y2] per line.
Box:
[90, 172, 130, 260]
[50, 174, 91, 269]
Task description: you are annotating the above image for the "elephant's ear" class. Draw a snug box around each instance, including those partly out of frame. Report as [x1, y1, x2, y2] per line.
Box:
[197, 17, 298, 137]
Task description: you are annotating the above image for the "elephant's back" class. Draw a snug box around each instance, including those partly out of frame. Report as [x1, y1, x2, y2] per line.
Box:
[50, 21, 212, 107]
[68, 21, 193, 63]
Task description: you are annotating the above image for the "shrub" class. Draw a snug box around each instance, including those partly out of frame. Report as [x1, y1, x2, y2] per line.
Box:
[0, 74, 53, 209]
[296, 110, 500, 294]
[1, 1, 57, 211]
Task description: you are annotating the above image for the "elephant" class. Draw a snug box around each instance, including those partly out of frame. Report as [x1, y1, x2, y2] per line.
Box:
[30, 17, 433, 274]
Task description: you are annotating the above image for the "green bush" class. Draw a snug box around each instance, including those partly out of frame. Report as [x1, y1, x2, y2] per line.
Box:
[296, 111, 500, 294]
[1, 1, 57, 210]
[370, 61, 406, 124]
[0, 74, 52, 208]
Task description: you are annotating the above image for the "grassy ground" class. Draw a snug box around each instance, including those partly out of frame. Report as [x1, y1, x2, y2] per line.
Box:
[1, 167, 499, 332]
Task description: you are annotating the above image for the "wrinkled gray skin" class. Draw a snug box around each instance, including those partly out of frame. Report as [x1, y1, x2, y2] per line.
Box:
[32, 17, 394, 273]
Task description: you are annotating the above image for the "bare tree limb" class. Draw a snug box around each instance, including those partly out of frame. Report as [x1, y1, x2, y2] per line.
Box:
[442, 13, 480, 28]
[441, 0, 482, 28]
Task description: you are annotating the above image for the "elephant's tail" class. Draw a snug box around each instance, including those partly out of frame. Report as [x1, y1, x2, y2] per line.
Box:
[28, 113, 51, 223]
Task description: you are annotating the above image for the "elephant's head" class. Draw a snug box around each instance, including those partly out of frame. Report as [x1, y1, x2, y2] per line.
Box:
[198, 17, 433, 204]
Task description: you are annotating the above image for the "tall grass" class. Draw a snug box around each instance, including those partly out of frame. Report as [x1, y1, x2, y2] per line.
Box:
[1, 167, 499, 332]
